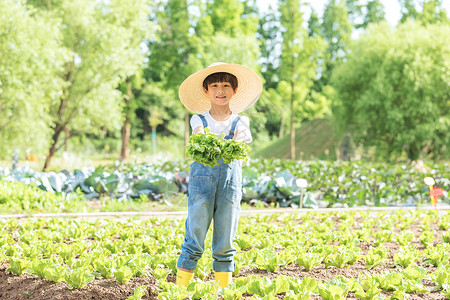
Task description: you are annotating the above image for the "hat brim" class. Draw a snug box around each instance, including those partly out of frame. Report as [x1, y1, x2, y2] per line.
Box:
[179, 63, 262, 114]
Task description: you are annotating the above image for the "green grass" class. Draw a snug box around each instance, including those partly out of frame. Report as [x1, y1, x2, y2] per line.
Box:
[254, 119, 342, 160]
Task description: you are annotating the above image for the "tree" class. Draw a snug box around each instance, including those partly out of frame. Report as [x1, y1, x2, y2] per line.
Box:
[345, 0, 385, 29]
[399, 0, 419, 23]
[145, 0, 202, 157]
[307, 8, 321, 37]
[26, 0, 151, 170]
[0, 0, 68, 159]
[420, 0, 449, 24]
[148, 105, 164, 156]
[331, 22, 450, 160]
[321, 0, 352, 82]
[258, 6, 282, 90]
[362, 0, 386, 28]
[118, 75, 144, 161]
[399, 0, 449, 24]
[279, 0, 326, 160]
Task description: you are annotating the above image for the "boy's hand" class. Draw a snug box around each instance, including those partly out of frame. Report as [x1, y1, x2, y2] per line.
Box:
[193, 126, 205, 134]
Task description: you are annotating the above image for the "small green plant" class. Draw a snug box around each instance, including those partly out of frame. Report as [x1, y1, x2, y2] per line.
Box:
[325, 249, 358, 268]
[393, 247, 420, 268]
[151, 267, 171, 280]
[254, 249, 288, 272]
[432, 267, 450, 289]
[354, 277, 382, 300]
[423, 245, 450, 267]
[65, 267, 95, 289]
[374, 272, 403, 291]
[44, 265, 66, 283]
[442, 284, 450, 299]
[419, 231, 435, 248]
[93, 258, 115, 279]
[364, 253, 384, 270]
[126, 285, 147, 300]
[395, 231, 414, 246]
[374, 230, 394, 246]
[114, 265, 134, 284]
[318, 283, 347, 300]
[6, 258, 29, 275]
[442, 231, 450, 243]
[195, 251, 213, 279]
[28, 260, 51, 279]
[296, 252, 323, 271]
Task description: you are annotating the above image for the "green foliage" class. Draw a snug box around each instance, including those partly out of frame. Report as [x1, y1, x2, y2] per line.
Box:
[44, 264, 66, 283]
[186, 128, 250, 167]
[2, 211, 450, 297]
[6, 258, 29, 275]
[395, 231, 415, 246]
[126, 285, 147, 300]
[94, 258, 114, 279]
[364, 253, 384, 270]
[65, 267, 95, 289]
[279, 0, 327, 159]
[318, 283, 347, 300]
[400, 0, 449, 25]
[222, 139, 251, 164]
[432, 266, 450, 289]
[28, 259, 52, 279]
[321, 0, 352, 76]
[0, 181, 85, 214]
[186, 128, 223, 167]
[442, 283, 450, 299]
[114, 265, 134, 284]
[423, 244, 450, 267]
[296, 252, 323, 271]
[394, 246, 420, 268]
[332, 21, 450, 160]
[151, 267, 170, 280]
[254, 249, 288, 272]
[0, 0, 67, 157]
[354, 277, 382, 300]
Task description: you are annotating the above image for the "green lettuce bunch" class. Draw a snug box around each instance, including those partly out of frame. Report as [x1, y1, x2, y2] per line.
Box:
[222, 138, 251, 164]
[186, 128, 251, 167]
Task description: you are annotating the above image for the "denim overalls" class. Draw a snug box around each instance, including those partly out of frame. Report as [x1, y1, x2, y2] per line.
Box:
[177, 114, 243, 272]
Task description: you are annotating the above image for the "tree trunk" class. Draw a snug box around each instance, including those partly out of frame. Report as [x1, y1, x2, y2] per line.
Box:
[64, 126, 70, 152]
[151, 126, 157, 156]
[43, 94, 69, 171]
[120, 118, 131, 161]
[120, 82, 132, 161]
[279, 115, 286, 138]
[43, 124, 64, 171]
[290, 81, 296, 160]
[184, 112, 190, 159]
[407, 145, 419, 161]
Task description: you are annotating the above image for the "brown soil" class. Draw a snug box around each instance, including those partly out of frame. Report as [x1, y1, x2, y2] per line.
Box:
[0, 262, 159, 300]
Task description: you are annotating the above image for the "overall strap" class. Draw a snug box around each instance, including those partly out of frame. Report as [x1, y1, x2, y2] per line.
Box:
[224, 116, 241, 140]
[198, 114, 208, 128]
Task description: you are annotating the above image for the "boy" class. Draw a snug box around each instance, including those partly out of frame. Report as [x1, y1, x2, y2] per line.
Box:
[176, 63, 262, 288]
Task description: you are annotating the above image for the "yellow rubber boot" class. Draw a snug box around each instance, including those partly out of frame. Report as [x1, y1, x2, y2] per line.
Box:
[215, 271, 232, 288]
[176, 269, 193, 287]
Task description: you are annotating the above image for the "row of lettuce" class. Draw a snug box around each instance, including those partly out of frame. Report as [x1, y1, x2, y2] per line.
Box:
[1, 210, 449, 299]
[0, 159, 448, 212]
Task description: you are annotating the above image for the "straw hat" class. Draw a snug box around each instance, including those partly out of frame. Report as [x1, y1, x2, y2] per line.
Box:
[179, 63, 263, 114]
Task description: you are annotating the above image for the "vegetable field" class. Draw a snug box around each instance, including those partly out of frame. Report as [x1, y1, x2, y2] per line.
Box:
[1, 209, 450, 299]
[0, 159, 448, 212]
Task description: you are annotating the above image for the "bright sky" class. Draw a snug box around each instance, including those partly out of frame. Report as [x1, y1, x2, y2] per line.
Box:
[257, 0, 450, 26]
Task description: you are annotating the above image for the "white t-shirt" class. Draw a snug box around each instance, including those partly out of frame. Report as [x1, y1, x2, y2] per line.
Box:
[190, 112, 252, 143]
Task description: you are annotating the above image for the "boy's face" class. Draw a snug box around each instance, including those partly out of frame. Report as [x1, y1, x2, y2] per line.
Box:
[204, 81, 237, 109]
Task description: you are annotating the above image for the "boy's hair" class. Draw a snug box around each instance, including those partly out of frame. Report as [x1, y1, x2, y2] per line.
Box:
[203, 72, 238, 91]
